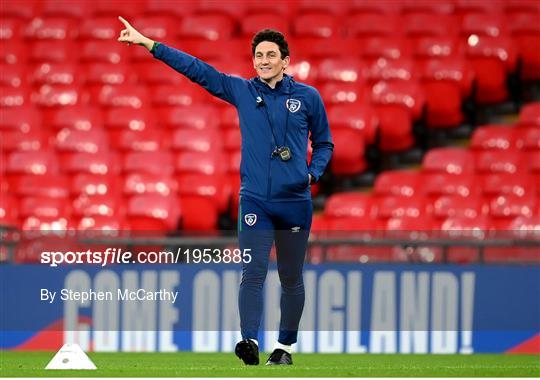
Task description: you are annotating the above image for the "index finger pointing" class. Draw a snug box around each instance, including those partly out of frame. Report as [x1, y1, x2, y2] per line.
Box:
[118, 16, 132, 28]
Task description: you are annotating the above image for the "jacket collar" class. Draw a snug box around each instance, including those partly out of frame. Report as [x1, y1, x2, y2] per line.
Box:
[252, 74, 293, 94]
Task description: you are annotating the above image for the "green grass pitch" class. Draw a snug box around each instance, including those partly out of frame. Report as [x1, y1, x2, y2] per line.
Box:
[1, 352, 539, 377]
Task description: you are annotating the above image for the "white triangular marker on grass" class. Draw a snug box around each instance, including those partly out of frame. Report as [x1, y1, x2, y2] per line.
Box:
[45, 343, 97, 370]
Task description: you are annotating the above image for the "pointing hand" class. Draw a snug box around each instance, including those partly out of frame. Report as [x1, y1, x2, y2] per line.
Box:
[117, 16, 154, 51]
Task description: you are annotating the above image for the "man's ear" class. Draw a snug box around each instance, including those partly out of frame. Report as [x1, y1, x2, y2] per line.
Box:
[282, 56, 290, 70]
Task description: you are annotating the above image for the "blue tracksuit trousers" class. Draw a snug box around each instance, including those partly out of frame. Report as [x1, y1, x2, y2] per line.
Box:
[238, 195, 312, 345]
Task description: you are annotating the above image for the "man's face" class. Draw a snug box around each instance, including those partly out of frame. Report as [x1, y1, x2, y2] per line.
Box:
[253, 41, 290, 82]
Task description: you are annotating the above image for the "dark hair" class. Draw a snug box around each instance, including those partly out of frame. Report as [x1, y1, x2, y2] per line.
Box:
[251, 29, 290, 59]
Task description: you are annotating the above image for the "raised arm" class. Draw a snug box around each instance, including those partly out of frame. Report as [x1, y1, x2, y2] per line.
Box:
[117, 16, 241, 106]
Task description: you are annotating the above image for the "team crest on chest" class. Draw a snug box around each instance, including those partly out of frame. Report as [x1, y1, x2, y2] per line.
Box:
[286, 99, 302, 113]
[244, 213, 257, 226]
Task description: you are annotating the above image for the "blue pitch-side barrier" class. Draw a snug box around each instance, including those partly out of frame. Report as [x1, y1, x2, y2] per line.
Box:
[1, 264, 539, 353]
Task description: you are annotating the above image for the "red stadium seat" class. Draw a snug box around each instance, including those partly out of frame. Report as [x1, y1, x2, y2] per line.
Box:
[23, 17, 75, 40]
[123, 173, 177, 196]
[177, 173, 231, 213]
[489, 193, 536, 219]
[123, 151, 175, 176]
[481, 173, 535, 197]
[114, 129, 166, 152]
[161, 105, 220, 130]
[454, 0, 504, 15]
[151, 85, 207, 107]
[41, 0, 92, 18]
[465, 36, 517, 104]
[19, 197, 70, 218]
[420, 58, 474, 128]
[440, 214, 490, 263]
[240, 14, 289, 37]
[432, 194, 485, 220]
[320, 83, 367, 105]
[135, 61, 188, 86]
[316, 58, 365, 84]
[518, 102, 540, 128]
[413, 36, 463, 61]
[0, 41, 26, 64]
[515, 128, 540, 150]
[403, 13, 458, 38]
[293, 14, 340, 38]
[327, 104, 378, 145]
[224, 128, 241, 152]
[0, 193, 18, 227]
[346, 14, 401, 38]
[372, 104, 413, 152]
[508, 12, 540, 80]
[171, 129, 222, 153]
[92, 0, 144, 18]
[98, 85, 148, 108]
[297, 0, 347, 15]
[177, 15, 234, 41]
[365, 58, 416, 83]
[30, 40, 75, 63]
[360, 37, 413, 62]
[349, 1, 400, 15]
[132, 16, 177, 41]
[0, 64, 25, 87]
[144, 0, 194, 17]
[176, 151, 227, 176]
[61, 152, 120, 175]
[0, 0, 37, 19]
[220, 107, 239, 129]
[29, 62, 78, 86]
[104, 107, 154, 132]
[227, 150, 241, 173]
[12, 174, 70, 198]
[475, 150, 525, 175]
[70, 173, 120, 196]
[422, 147, 475, 174]
[80, 41, 129, 64]
[177, 39, 251, 62]
[6, 150, 59, 176]
[79, 17, 120, 40]
[21, 215, 72, 231]
[423, 173, 478, 198]
[1, 129, 45, 153]
[48, 105, 103, 131]
[330, 128, 367, 175]
[371, 80, 425, 120]
[374, 170, 422, 197]
[53, 129, 109, 156]
[471, 125, 516, 151]
[291, 38, 360, 60]
[77, 215, 126, 231]
[0, 107, 41, 132]
[126, 194, 179, 231]
[208, 59, 257, 80]
[73, 193, 123, 217]
[194, 0, 245, 18]
[504, 0, 540, 13]
[324, 192, 373, 218]
[400, 0, 454, 14]
[372, 195, 426, 220]
[84, 62, 132, 86]
[461, 13, 507, 39]
[0, 87, 29, 107]
[32, 85, 81, 107]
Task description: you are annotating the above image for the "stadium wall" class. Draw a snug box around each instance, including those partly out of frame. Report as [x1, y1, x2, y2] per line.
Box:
[1, 264, 539, 354]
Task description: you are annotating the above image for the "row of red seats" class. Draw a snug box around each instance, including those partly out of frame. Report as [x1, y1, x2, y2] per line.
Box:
[2, 11, 539, 41]
[3, 0, 539, 22]
[1, 132, 538, 232]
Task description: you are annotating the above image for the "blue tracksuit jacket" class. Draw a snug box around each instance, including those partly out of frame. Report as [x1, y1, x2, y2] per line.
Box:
[153, 44, 333, 202]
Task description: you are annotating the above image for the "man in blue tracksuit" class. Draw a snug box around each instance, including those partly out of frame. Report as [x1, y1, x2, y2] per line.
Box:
[118, 17, 333, 365]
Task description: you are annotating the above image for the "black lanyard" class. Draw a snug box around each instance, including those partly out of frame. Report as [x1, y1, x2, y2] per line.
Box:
[255, 81, 292, 151]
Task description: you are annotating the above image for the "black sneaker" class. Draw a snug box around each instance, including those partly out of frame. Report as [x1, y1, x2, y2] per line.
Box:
[235, 339, 259, 365]
[265, 348, 292, 365]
